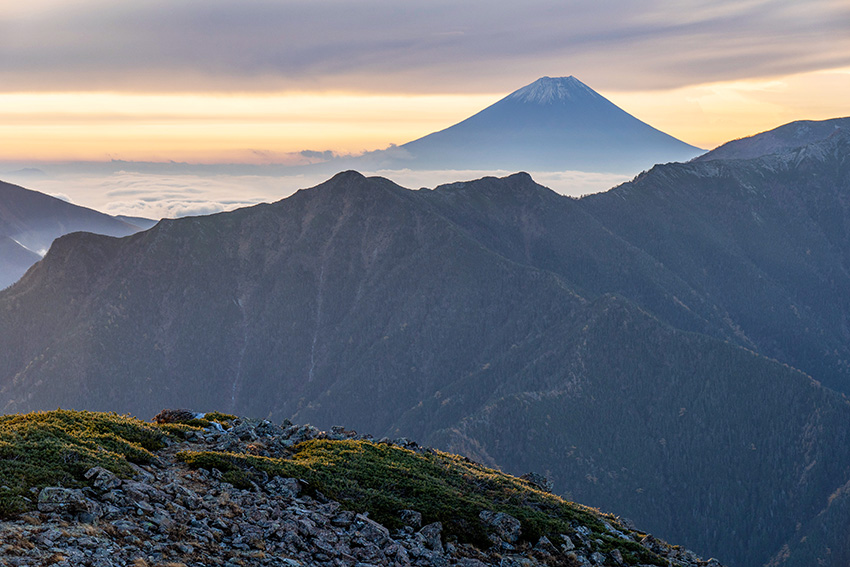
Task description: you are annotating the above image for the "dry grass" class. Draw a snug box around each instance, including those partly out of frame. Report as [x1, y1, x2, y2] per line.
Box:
[10, 532, 36, 551]
[20, 514, 41, 525]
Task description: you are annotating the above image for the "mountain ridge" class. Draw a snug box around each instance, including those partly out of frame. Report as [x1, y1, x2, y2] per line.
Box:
[695, 117, 850, 163]
[4, 126, 850, 565]
[0, 179, 148, 289]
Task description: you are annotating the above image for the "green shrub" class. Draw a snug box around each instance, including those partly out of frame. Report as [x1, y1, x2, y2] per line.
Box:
[0, 409, 172, 516]
[178, 439, 645, 552]
[203, 412, 237, 428]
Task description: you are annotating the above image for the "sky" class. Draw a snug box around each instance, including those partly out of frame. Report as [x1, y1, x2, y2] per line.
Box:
[1, 0, 849, 218]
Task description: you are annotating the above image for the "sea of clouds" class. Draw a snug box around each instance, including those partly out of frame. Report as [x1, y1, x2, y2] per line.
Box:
[3, 166, 630, 221]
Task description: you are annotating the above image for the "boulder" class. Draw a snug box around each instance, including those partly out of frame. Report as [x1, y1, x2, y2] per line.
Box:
[479, 510, 522, 543]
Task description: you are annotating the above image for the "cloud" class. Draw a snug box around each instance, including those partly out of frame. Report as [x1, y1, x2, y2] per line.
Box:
[1, 0, 848, 93]
[364, 168, 631, 198]
[9, 164, 629, 223]
[299, 150, 337, 162]
[13, 171, 292, 220]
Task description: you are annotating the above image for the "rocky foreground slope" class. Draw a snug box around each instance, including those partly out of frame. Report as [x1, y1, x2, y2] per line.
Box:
[0, 410, 722, 567]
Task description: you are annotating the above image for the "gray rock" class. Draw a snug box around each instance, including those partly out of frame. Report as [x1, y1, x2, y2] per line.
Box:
[37, 487, 101, 520]
[533, 535, 558, 556]
[332, 510, 357, 527]
[268, 476, 305, 498]
[84, 466, 121, 491]
[0, 415, 726, 567]
[417, 521, 443, 552]
[400, 509, 423, 528]
[353, 513, 391, 546]
[519, 471, 554, 493]
[479, 510, 522, 543]
[500, 556, 534, 567]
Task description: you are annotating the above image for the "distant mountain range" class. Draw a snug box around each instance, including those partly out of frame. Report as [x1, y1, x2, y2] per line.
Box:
[0, 76, 697, 288]
[2, 117, 850, 566]
[0, 181, 152, 289]
[325, 76, 704, 174]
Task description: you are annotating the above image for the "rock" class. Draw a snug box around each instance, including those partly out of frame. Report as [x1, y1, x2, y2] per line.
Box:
[641, 534, 665, 554]
[519, 472, 554, 493]
[0, 414, 727, 567]
[602, 520, 627, 539]
[479, 510, 522, 543]
[332, 510, 357, 527]
[353, 513, 391, 546]
[417, 522, 443, 552]
[152, 408, 197, 424]
[134, 500, 155, 514]
[533, 535, 558, 556]
[37, 487, 101, 521]
[84, 466, 121, 491]
[267, 476, 304, 498]
[400, 509, 423, 529]
[499, 556, 534, 567]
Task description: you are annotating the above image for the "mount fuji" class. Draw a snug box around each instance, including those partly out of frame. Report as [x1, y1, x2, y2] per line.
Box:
[340, 76, 704, 174]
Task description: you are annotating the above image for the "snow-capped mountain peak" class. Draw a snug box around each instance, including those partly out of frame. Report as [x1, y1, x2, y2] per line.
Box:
[506, 76, 602, 104]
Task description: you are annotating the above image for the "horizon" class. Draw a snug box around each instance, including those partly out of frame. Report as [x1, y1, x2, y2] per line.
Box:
[2, 1, 849, 217]
[2, 70, 849, 165]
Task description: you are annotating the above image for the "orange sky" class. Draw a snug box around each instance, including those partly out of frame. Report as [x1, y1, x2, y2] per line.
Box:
[2, 1, 848, 166]
[1, 66, 847, 165]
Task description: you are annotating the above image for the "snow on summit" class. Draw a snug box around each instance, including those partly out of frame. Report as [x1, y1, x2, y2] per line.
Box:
[506, 76, 603, 104]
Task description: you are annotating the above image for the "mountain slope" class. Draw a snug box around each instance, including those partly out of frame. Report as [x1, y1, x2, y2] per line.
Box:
[579, 127, 850, 395]
[423, 295, 850, 567]
[0, 409, 724, 567]
[0, 180, 145, 288]
[4, 166, 850, 565]
[336, 76, 704, 174]
[0, 172, 586, 427]
[696, 117, 850, 162]
[0, 235, 41, 289]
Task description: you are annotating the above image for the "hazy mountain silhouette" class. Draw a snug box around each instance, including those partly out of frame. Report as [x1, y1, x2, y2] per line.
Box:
[329, 76, 704, 174]
[0, 235, 41, 289]
[0, 180, 146, 289]
[3, 118, 850, 565]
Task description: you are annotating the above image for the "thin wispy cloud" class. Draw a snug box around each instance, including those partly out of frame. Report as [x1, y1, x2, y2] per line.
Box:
[2, 0, 848, 93]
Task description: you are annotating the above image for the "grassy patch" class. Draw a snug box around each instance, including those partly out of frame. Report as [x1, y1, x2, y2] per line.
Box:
[178, 439, 651, 553]
[0, 409, 171, 516]
[203, 412, 237, 428]
[0, 410, 668, 565]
